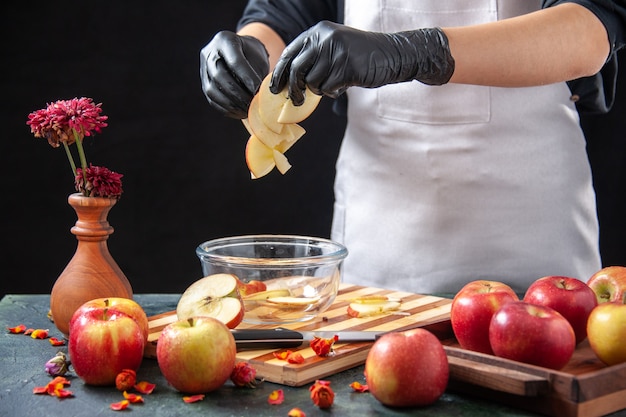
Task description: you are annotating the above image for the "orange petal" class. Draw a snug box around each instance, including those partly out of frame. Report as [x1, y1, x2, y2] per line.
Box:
[267, 389, 284, 405]
[7, 324, 27, 334]
[123, 391, 144, 403]
[33, 386, 48, 395]
[287, 352, 305, 364]
[350, 381, 369, 392]
[134, 381, 156, 394]
[183, 394, 205, 403]
[273, 350, 293, 360]
[110, 400, 130, 410]
[49, 337, 65, 346]
[30, 329, 49, 339]
[288, 407, 306, 417]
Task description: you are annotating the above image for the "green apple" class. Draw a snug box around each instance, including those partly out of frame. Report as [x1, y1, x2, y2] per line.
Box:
[157, 316, 236, 394]
[587, 301, 626, 365]
[587, 266, 626, 304]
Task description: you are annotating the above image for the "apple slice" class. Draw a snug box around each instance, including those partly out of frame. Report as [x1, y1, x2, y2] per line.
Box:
[245, 135, 276, 179]
[265, 296, 321, 306]
[277, 85, 322, 124]
[257, 74, 287, 134]
[347, 300, 402, 318]
[235, 279, 267, 297]
[248, 95, 306, 149]
[242, 289, 291, 301]
[176, 273, 245, 329]
[350, 295, 402, 304]
[273, 149, 292, 174]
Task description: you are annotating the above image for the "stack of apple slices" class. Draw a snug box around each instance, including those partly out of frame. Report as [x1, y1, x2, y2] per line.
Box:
[243, 74, 322, 179]
[347, 295, 403, 318]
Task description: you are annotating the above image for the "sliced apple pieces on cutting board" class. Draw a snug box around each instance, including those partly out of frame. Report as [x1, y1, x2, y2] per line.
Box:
[176, 273, 245, 329]
[347, 296, 403, 318]
[242, 73, 321, 179]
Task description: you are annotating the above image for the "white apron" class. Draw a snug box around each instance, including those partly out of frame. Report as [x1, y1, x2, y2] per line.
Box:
[331, 0, 601, 294]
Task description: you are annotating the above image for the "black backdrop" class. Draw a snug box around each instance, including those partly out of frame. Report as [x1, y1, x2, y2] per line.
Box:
[1, 2, 624, 298]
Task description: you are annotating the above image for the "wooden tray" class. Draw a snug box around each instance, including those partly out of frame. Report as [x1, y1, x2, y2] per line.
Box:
[145, 283, 453, 386]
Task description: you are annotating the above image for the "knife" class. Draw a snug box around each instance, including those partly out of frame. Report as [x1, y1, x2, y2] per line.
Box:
[231, 328, 382, 350]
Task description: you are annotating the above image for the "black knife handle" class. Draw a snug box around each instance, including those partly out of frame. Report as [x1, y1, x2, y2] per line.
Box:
[231, 328, 304, 349]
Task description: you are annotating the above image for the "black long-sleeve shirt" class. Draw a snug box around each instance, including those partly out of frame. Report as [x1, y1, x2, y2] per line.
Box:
[236, 0, 626, 113]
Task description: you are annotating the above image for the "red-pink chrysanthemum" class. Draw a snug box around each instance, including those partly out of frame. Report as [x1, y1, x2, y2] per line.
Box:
[27, 97, 108, 148]
[76, 165, 123, 198]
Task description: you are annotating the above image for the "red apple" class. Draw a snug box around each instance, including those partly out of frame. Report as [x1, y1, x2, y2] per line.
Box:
[75, 297, 149, 342]
[69, 307, 144, 385]
[489, 301, 575, 370]
[157, 316, 236, 394]
[523, 276, 597, 344]
[587, 266, 626, 304]
[364, 328, 448, 407]
[236, 278, 267, 297]
[450, 280, 519, 354]
[176, 273, 245, 328]
[587, 301, 626, 365]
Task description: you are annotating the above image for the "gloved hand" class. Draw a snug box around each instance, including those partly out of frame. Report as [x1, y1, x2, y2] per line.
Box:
[200, 31, 270, 119]
[270, 21, 455, 105]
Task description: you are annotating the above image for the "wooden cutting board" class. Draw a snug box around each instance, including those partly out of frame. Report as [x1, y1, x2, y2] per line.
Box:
[144, 283, 453, 386]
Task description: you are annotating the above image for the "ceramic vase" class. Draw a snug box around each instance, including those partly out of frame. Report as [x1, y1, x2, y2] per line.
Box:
[49, 193, 133, 336]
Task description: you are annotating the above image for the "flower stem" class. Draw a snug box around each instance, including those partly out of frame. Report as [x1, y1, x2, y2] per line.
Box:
[62, 142, 77, 177]
[73, 129, 90, 196]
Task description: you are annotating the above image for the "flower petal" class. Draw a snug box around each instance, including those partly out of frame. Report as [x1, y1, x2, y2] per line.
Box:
[287, 352, 305, 364]
[110, 400, 130, 410]
[350, 381, 369, 392]
[123, 391, 144, 403]
[273, 350, 293, 360]
[134, 381, 156, 394]
[288, 407, 306, 417]
[183, 394, 205, 403]
[7, 324, 27, 334]
[30, 329, 49, 339]
[49, 337, 65, 346]
[267, 389, 284, 405]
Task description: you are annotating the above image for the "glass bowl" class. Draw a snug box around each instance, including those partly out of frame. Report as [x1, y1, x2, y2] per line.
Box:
[196, 235, 348, 325]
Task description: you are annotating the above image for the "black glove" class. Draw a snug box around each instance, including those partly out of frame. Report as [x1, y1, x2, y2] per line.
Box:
[270, 21, 455, 105]
[200, 31, 270, 119]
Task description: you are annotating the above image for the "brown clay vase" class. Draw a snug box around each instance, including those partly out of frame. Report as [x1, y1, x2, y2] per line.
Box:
[50, 193, 133, 337]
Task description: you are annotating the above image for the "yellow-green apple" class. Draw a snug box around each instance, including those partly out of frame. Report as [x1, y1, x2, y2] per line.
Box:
[587, 266, 626, 304]
[523, 276, 597, 344]
[176, 273, 245, 328]
[156, 316, 237, 394]
[586, 301, 626, 365]
[69, 307, 144, 385]
[488, 301, 576, 370]
[450, 280, 519, 354]
[365, 329, 448, 407]
[75, 297, 149, 343]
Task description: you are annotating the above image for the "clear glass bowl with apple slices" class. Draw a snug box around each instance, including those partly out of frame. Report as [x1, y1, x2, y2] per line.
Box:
[196, 235, 348, 325]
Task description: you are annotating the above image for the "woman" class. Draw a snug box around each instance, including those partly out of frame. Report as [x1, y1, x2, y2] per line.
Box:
[200, 0, 626, 294]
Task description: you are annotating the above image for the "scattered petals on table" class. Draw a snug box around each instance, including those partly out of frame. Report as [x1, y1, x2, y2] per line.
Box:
[288, 407, 306, 417]
[123, 391, 144, 403]
[287, 352, 305, 364]
[30, 328, 49, 339]
[268, 389, 285, 405]
[134, 381, 156, 394]
[110, 399, 130, 411]
[7, 324, 27, 334]
[350, 381, 369, 392]
[309, 380, 334, 408]
[273, 350, 294, 360]
[183, 394, 205, 403]
[49, 337, 65, 346]
[310, 335, 338, 357]
[33, 376, 73, 398]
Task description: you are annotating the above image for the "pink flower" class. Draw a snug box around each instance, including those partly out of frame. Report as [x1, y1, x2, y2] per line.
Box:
[76, 165, 123, 198]
[27, 97, 122, 198]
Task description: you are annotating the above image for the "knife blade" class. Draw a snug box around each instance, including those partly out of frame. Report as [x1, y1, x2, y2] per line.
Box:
[231, 328, 382, 350]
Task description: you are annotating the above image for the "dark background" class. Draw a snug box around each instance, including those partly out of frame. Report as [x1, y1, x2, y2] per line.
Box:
[1, 1, 624, 298]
